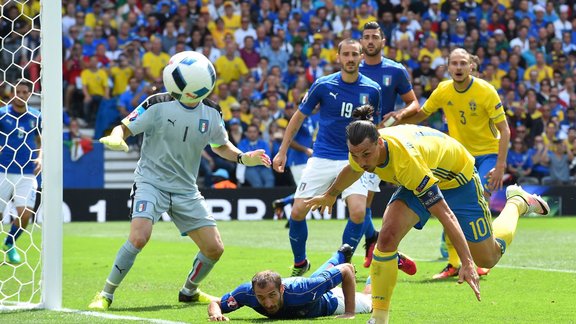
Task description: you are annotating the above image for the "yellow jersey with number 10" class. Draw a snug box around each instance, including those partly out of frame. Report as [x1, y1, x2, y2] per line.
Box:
[422, 77, 506, 156]
[349, 125, 475, 197]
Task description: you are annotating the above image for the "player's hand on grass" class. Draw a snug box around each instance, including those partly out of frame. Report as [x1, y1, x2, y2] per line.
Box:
[241, 150, 271, 167]
[273, 152, 287, 173]
[209, 314, 229, 321]
[458, 262, 481, 301]
[335, 312, 355, 319]
[99, 135, 129, 152]
[305, 194, 337, 215]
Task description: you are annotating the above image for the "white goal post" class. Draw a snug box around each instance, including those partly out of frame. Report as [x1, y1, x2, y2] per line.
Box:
[0, 0, 62, 311]
[41, 0, 63, 310]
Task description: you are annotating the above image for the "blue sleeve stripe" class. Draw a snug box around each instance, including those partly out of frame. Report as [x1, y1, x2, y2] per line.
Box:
[284, 270, 342, 297]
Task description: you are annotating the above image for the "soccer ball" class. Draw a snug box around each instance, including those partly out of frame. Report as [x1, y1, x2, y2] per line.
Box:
[163, 51, 216, 105]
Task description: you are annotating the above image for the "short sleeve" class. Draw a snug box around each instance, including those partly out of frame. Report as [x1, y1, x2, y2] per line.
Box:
[299, 80, 322, 116]
[421, 87, 442, 115]
[209, 115, 229, 147]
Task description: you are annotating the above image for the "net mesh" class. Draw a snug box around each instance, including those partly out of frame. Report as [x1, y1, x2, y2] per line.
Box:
[0, 0, 42, 308]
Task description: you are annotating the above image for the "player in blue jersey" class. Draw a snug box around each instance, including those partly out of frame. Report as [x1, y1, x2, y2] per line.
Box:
[0, 81, 41, 264]
[89, 55, 271, 311]
[207, 262, 372, 321]
[358, 21, 420, 268]
[273, 38, 383, 276]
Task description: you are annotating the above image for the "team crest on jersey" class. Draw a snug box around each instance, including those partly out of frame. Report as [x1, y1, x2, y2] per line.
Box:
[135, 201, 148, 213]
[382, 75, 392, 87]
[29, 120, 36, 128]
[199, 119, 209, 133]
[226, 296, 238, 310]
[469, 100, 478, 116]
[359, 93, 369, 105]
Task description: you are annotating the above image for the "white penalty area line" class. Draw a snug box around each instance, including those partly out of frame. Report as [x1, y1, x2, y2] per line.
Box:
[415, 259, 576, 274]
[58, 308, 190, 324]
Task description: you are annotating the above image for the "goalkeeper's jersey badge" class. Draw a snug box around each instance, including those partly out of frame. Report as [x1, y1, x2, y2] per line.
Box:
[199, 119, 209, 133]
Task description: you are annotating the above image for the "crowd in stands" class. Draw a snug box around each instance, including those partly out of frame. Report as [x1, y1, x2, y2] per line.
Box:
[2, 0, 576, 188]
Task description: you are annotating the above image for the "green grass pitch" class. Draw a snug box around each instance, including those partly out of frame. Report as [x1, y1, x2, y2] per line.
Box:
[1, 217, 576, 323]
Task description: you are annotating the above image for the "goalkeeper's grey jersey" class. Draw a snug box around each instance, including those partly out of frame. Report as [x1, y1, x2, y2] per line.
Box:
[123, 93, 228, 194]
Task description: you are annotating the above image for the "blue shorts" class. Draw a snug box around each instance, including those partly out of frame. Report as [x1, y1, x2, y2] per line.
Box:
[475, 154, 497, 193]
[389, 172, 493, 242]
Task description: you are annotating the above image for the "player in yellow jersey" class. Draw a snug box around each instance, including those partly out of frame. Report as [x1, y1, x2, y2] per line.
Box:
[305, 105, 549, 324]
[387, 48, 511, 279]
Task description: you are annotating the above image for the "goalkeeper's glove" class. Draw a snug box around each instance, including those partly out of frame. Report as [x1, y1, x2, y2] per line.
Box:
[99, 135, 129, 152]
[238, 150, 271, 167]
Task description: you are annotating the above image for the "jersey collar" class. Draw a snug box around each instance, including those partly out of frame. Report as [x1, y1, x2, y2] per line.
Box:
[454, 77, 474, 93]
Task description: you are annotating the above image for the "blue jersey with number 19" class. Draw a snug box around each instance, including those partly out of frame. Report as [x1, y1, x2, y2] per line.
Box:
[299, 72, 381, 160]
[359, 57, 413, 122]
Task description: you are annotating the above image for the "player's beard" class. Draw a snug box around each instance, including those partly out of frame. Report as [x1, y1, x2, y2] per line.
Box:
[343, 62, 358, 74]
[364, 44, 382, 57]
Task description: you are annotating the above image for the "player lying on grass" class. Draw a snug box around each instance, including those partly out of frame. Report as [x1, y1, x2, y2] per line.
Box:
[305, 105, 549, 324]
[208, 244, 372, 321]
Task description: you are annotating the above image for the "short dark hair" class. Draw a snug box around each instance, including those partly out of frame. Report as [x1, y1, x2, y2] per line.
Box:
[15, 79, 33, 91]
[362, 21, 384, 38]
[346, 105, 379, 146]
[252, 270, 282, 291]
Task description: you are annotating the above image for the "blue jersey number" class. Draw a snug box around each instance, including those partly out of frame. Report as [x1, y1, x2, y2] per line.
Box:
[340, 102, 353, 118]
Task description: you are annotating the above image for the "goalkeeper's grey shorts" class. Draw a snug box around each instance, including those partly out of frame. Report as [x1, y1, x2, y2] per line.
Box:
[129, 181, 216, 235]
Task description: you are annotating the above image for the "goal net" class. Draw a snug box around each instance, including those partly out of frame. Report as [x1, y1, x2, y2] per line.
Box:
[0, 0, 62, 310]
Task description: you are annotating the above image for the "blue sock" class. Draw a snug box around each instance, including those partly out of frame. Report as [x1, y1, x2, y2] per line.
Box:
[342, 219, 364, 252]
[289, 219, 308, 264]
[363, 208, 376, 240]
[4, 224, 24, 246]
[281, 194, 295, 205]
[309, 251, 344, 277]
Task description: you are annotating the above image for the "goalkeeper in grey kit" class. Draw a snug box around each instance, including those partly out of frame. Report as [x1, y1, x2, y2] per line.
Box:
[90, 52, 271, 311]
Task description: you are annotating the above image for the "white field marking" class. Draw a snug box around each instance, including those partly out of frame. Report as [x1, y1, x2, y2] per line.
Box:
[58, 308, 190, 324]
[414, 259, 576, 274]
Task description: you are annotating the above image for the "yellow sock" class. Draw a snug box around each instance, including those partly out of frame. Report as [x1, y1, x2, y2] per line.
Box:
[371, 248, 398, 312]
[445, 233, 460, 267]
[492, 200, 522, 247]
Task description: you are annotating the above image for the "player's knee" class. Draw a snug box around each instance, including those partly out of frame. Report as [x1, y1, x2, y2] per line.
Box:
[129, 233, 150, 249]
[203, 244, 224, 261]
[348, 208, 365, 223]
[474, 253, 499, 268]
[376, 228, 401, 251]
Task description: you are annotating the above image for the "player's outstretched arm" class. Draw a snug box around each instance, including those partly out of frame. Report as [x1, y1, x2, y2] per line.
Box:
[428, 198, 480, 301]
[305, 165, 363, 214]
[212, 141, 271, 167]
[208, 300, 230, 321]
[273, 110, 306, 172]
[99, 124, 132, 152]
[335, 263, 356, 319]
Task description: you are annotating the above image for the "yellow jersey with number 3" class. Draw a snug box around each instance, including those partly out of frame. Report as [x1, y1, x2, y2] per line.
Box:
[422, 77, 506, 156]
[349, 125, 475, 197]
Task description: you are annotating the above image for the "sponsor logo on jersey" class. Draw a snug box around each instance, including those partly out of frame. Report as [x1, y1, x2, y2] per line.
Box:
[382, 75, 392, 87]
[199, 119, 209, 133]
[416, 175, 430, 193]
[447, 101, 453, 106]
[227, 296, 238, 309]
[135, 200, 148, 213]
